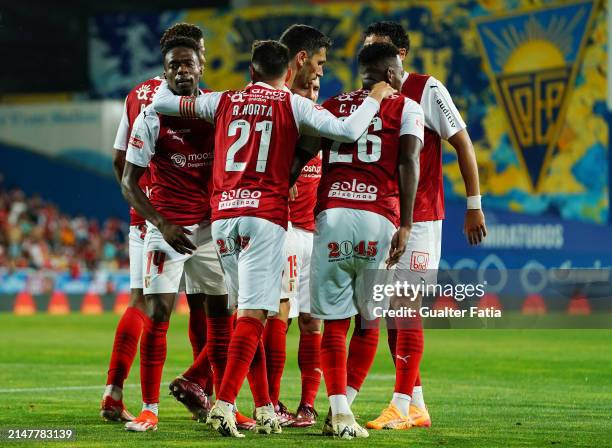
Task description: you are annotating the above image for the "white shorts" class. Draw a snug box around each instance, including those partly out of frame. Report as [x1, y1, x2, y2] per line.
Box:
[129, 225, 147, 290]
[212, 217, 286, 314]
[290, 226, 314, 317]
[281, 222, 300, 303]
[394, 220, 442, 286]
[143, 221, 226, 296]
[310, 208, 396, 320]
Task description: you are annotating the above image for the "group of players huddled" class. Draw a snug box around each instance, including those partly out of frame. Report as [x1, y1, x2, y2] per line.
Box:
[100, 21, 487, 439]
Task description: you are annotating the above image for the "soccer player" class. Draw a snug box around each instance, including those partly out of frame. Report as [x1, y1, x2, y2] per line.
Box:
[363, 21, 487, 429]
[276, 24, 330, 427]
[285, 77, 324, 427]
[100, 23, 214, 423]
[309, 42, 424, 439]
[121, 36, 227, 432]
[153, 40, 396, 437]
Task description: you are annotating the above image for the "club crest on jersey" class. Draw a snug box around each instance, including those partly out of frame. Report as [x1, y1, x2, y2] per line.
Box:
[475, 1, 595, 191]
[410, 251, 429, 273]
[329, 179, 378, 201]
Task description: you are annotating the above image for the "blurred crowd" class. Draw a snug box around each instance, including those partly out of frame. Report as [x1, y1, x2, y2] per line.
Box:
[0, 176, 128, 273]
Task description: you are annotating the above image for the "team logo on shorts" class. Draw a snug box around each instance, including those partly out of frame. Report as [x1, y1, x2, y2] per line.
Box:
[410, 251, 429, 273]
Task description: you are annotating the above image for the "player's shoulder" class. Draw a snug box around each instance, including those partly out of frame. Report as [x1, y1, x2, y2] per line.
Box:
[127, 76, 163, 98]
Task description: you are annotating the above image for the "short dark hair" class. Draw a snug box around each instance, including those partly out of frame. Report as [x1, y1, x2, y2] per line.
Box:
[279, 24, 332, 58]
[364, 21, 410, 52]
[358, 42, 399, 70]
[161, 36, 200, 59]
[160, 23, 203, 48]
[251, 40, 290, 80]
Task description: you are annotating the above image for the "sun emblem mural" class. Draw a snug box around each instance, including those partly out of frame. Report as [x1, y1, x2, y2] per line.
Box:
[475, 1, 596, 192]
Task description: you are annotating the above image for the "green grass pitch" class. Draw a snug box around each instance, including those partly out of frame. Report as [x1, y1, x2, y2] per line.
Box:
[0, 314, 610, 447]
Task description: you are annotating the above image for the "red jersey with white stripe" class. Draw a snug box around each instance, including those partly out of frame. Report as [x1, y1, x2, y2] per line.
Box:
[289, 153, 322, 231]
[317, 90, 424, 225]
[401, 73, 466, 222]
[114, 77, 162, 225]
[126, 104, 215, 226]
[210, 84, 300, 228]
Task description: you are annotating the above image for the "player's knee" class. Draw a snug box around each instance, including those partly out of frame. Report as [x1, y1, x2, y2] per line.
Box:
[205, 294, 232, 317]
[145, 294, 174, 322]
[298, 313, 321, 334]
[186, 293, 206, 310]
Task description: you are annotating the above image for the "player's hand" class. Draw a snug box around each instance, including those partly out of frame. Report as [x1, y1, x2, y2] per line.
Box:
[386, 225, 411, 269]
[464, 209, 487, 245]
[369, 81, 397, 104]
[159, 221, 196, 255]
[289, 185, 298, 201]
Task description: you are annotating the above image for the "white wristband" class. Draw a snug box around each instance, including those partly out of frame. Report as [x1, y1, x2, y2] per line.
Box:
[467, 195, 482, 210]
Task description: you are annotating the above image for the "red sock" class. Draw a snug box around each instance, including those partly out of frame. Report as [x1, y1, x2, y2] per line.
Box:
[346, 316, 379, 391]
[298, 332, 321, 407]
[394, 318, 423, 396]
[188, 307, 207, 359]
[106, 306, 147, 388]
[183, 347, 214, 395]
[140, 319, 169, 404]
[415, 373, 421, 386]
[387, 327, 398, 365]
[218, 317, 268, 406]
[321, 319, 350, 396]
[247, 338, 270, 407]
[263, 318, 287, 406]
[206, 315, 233, 395]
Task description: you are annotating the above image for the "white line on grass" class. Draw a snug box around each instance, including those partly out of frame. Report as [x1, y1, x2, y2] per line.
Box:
[0, 384, 140, 393]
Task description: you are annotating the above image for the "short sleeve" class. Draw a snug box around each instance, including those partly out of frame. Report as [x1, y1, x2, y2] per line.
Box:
[113, 98, 129, 151]
[420, 76, 466, 140]
[400, 98, 425, 143]
[126, 106, 160, 168]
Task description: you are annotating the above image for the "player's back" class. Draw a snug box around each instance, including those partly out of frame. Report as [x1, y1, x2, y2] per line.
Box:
[317, 90, 407, 225]
[210, 82, 299, 228]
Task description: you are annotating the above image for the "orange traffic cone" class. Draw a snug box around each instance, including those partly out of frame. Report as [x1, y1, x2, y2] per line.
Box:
[176, 292, 189, 315]
[48, 291, 70, 315]
[478, 293, 502, 311]
[568, 293, 591, 315]
[522, 294, 547, 315]
[113, 291, 130, 314]
[433, 293, 458, 311]
[81, 291, 103, 315]
[14, 291, 36, 315]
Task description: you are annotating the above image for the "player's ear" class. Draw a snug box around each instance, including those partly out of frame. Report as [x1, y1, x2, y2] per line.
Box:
[386, 67, 394, 85]
[297, 50, 308, 68]
[398, 48, 407, 62]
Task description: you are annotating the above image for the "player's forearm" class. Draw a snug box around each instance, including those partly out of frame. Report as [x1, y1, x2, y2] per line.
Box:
[112, 150, 126, 185]
[449, 129, 481, 197]
[397, 135, 422, 228]
[321, 97, 380, 143]
[121, 166, 166, 229]
[290, 147, 315, 187]
[152, 81, 187, 117]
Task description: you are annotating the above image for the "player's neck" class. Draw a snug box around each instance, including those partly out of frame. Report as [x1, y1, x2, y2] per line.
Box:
[253, 78, 286, 90]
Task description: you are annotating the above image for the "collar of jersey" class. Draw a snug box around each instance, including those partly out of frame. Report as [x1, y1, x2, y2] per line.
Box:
[253, 81, 291, 93]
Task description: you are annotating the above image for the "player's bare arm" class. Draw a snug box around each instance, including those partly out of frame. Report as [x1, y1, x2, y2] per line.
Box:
[121, 162, 196, 255]
[112, 150, 126, 184]
[387, 134, 423, 268]
[447, 129, 487, 245]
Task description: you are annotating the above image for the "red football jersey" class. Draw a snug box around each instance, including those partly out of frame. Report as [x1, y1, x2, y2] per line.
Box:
[402, 74, 442, 222]
[210, 83, 300, 228]
[119, 77, 162, 225]
[317, 90, 424, 225]
[127, 107, 215, 226]
[289, 153, 321, 231]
